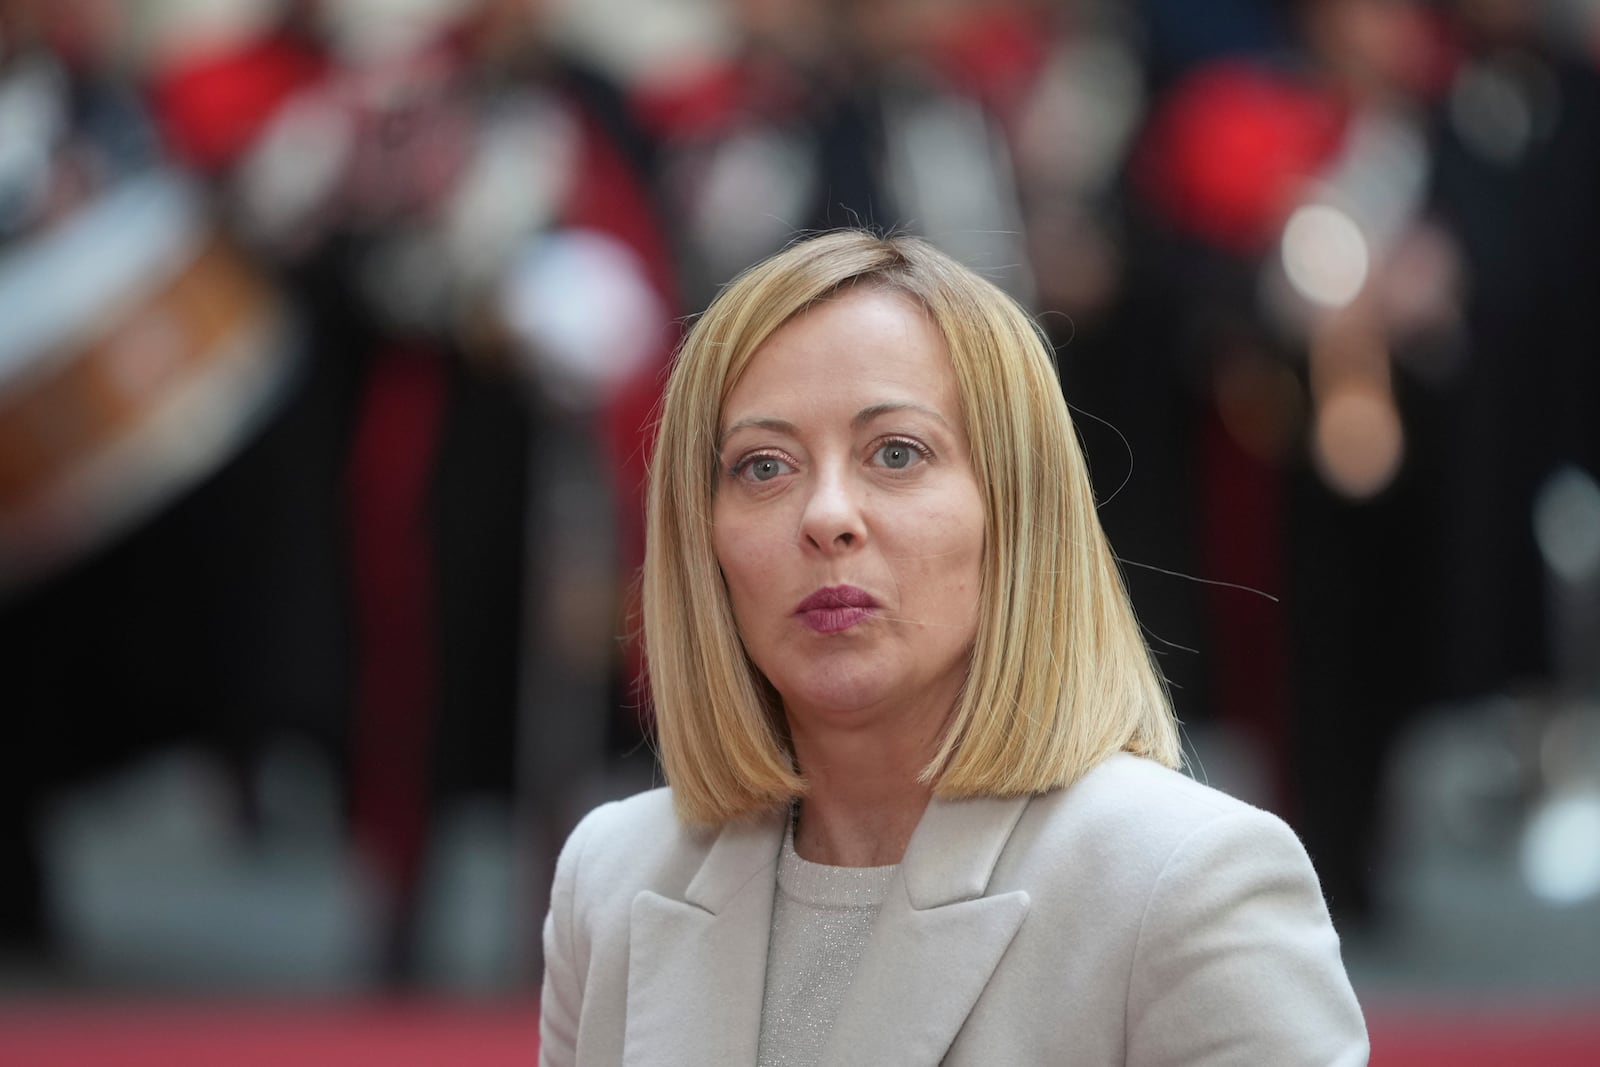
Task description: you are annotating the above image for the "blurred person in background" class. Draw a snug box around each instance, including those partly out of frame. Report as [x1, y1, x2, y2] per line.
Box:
[1, 0, 678, 989]
[1422, 0, 1600, 706]
[1007, 0, 1146, 338]
[1117, 0, 1600, 932]
[0, 0, 307, 967]
[1120, 0, 1463, 925]
[1407, 0, 1600, 920]
[635, 0, 1038, 311]
[146, 0, 679, 982]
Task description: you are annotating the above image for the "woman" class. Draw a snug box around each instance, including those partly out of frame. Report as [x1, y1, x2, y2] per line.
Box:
[539, 231, 1368, 1065]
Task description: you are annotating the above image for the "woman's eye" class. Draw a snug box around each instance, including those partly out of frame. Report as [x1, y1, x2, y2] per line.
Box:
[738, 455, 792, 482]
[873, 440, 924, 470]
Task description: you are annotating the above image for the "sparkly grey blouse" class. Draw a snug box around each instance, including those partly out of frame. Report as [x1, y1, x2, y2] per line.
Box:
[755, 825, 899, 1067]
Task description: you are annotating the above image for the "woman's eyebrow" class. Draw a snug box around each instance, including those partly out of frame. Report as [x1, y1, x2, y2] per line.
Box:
[853, 401, 951, 430]
[719, 404, 949, 448]
[718, 416, 799, 449]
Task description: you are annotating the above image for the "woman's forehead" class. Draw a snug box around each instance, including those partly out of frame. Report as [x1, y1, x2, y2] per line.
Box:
[719, 289, 960, 421]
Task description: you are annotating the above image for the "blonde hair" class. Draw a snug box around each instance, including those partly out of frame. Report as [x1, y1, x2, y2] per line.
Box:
[643, 230, 1179, 826]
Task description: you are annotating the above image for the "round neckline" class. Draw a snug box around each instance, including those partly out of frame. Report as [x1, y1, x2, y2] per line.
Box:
[777, 822, 899, 907]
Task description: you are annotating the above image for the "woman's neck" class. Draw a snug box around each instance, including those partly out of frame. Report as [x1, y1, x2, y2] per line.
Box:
[787, 722, 938, 867]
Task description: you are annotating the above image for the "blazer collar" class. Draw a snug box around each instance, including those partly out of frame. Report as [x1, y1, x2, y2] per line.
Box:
[816, 792, 1033, 1065]
[684, 808, 787, 911]
[902, 791, 1033, 908]
[624, 808, 786, 1067]
[624, 793, 1035, 1067]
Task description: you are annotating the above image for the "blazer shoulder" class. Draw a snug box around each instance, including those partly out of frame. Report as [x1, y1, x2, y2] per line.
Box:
[1088, 758, 1369, 1064]
[1013, 754, 1301, 887]
[1068, 752, 1281, 833]
[568, 785, 680, 846]
[1003, 756, 1366, 1064]
[556, 787, 719, 906]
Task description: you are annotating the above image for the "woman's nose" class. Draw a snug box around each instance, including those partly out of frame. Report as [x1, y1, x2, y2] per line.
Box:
[798, 469, 866, 552]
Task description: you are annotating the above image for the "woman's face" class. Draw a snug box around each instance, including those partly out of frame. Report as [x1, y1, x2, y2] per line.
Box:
[712, 287, 986, 743]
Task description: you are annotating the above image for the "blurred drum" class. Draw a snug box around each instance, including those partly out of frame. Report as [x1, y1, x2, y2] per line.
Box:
[0, 170, 299, 594]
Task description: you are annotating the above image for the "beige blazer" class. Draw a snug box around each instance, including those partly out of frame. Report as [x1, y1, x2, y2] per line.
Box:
[539, 754, 1369, 1066]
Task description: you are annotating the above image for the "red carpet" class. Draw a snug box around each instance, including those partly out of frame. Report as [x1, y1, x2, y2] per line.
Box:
[0, 1001, 539, 1067]
[1366, 1001, 1600, 1067]
[0, 998, 1596, 1064]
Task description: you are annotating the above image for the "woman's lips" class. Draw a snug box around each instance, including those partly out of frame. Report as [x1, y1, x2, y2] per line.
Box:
[795, 585, 878, 634]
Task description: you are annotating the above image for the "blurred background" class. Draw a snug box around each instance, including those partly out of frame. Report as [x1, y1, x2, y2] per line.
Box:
[0, 0, 1597, 1062]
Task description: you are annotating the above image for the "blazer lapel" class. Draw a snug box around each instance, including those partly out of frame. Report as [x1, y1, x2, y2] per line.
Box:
[816, 793, 1033, 1067]
[623, 810, 784, 1067]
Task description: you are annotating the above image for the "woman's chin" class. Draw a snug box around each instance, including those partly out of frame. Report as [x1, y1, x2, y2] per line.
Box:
[778, 675, 955, 739]
[777, 677, 893, 727]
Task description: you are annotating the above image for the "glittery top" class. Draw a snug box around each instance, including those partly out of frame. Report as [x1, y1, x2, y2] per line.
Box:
[755, 824, 899, 1067]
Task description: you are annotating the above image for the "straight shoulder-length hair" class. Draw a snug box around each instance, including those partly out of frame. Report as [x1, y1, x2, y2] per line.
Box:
[643, 229, 1180, 826]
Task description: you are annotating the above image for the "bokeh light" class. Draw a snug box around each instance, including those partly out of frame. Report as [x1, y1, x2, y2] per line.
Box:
[1282, 202, 1370, 309]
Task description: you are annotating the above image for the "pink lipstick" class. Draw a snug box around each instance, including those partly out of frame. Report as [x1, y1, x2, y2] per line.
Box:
[795, 585, 878, 634]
